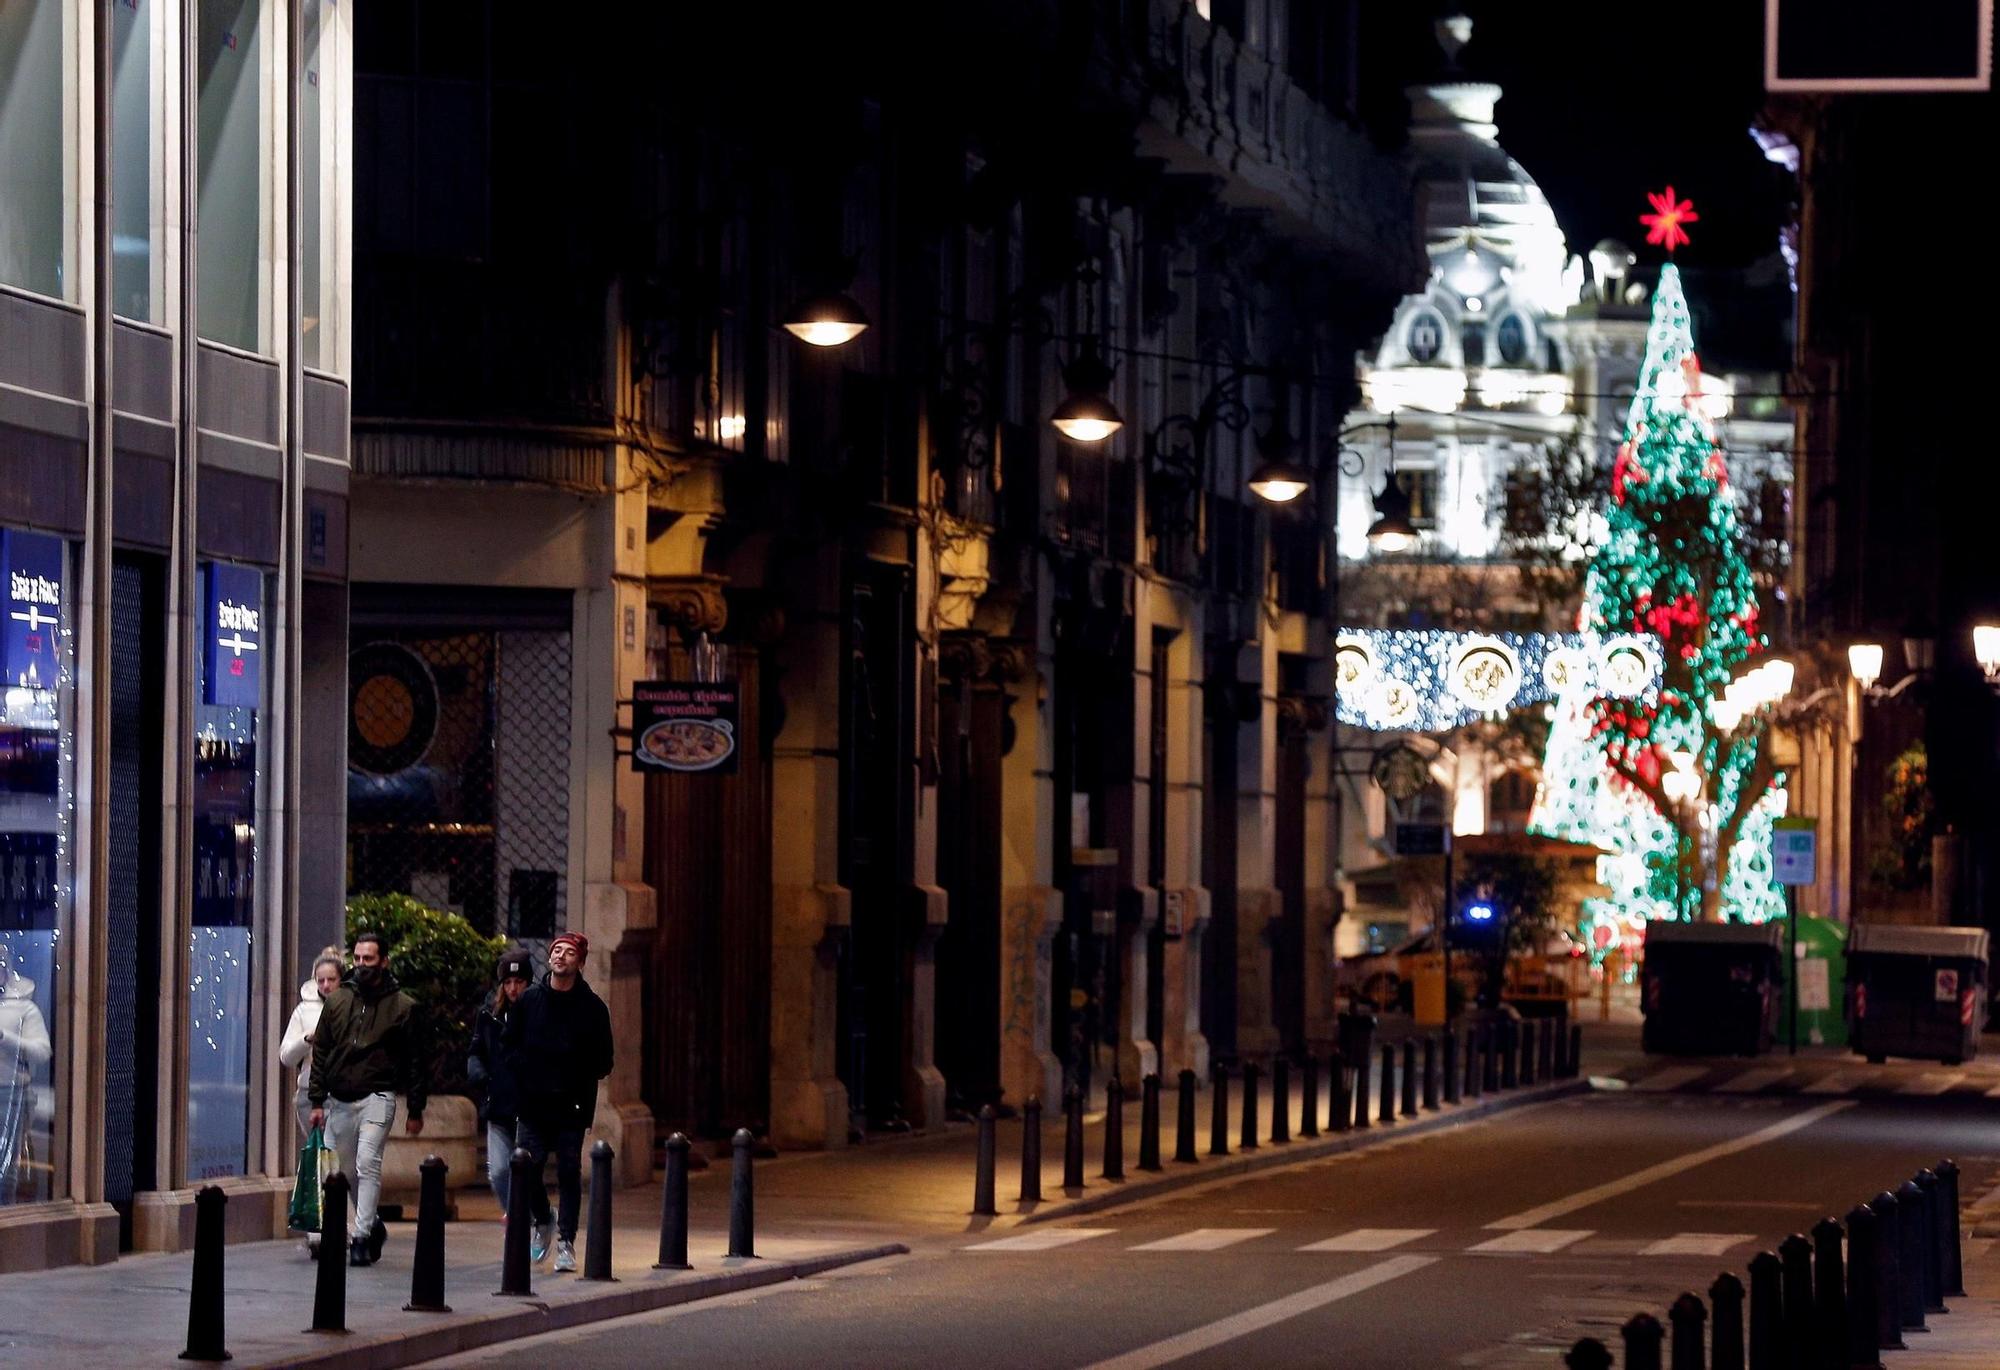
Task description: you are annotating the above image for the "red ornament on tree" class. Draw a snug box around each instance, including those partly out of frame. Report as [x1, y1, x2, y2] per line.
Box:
[1640, 187, 1699, 253]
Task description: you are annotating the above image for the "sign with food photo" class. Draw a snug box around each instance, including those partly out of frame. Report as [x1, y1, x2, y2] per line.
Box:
[632, 680, 740, 775]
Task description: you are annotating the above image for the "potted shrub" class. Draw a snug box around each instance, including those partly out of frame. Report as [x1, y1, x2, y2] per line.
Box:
[343, 893, 505, 1212]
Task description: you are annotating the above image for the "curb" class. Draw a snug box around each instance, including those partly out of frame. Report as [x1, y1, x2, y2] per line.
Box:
[1011, 1077, 1591, 1226]
[249, 1243, 910, 1369]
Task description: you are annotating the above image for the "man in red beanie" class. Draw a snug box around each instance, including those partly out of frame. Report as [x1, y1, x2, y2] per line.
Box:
[503, 930, 612, 1272]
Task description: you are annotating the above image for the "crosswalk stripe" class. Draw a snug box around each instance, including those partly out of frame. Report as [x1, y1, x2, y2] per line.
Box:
[1632, 1066, 1708, 1092]
[1803, 1072, 1859, 1095]
[1297, 1228, 1436, 1253]
[1899, 1072, 1966, 1097]
[1717, 1067, 1793, 1094]
[1641, 1233, 1756, 1257]
[1469, 1229, 1593, 1255]
[965, 1228, 1117, 1252]
[1128, 1228, 1275, 1252]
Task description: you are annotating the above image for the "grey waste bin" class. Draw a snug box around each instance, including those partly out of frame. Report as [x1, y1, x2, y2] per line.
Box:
[1640, 920, 1783, 1056]
[1847, 924, 1990, 1065]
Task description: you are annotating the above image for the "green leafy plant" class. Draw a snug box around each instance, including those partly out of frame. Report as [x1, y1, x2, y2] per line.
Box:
[344, 893, 506, 1097]
[1870, 743, 1933, 893]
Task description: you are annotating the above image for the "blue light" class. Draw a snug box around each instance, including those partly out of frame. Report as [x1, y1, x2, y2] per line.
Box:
[1465, 902, 1496, 923]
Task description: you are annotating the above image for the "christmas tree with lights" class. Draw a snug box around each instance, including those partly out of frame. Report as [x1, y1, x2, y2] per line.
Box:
[1532, 231, 1784, 941]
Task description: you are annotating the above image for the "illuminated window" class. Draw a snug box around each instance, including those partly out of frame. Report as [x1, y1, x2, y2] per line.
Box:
[1406, 311, 1444, 364]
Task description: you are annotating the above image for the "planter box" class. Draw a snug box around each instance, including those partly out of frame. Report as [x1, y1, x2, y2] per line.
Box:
[379, 1094, 480, 1213]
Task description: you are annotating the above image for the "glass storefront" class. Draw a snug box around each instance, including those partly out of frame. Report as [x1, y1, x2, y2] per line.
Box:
[186, 562, 265, 1181]
[0, 528, 71, 1206]
[0, 0, 70, 299]
[198, 0, 269, 352]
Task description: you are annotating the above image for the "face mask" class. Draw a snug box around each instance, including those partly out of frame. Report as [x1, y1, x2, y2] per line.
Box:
[353, 964, 386, 992]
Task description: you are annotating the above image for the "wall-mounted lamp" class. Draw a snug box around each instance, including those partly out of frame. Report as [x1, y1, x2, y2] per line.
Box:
[1974, 624, 2000, 692]
[781, 291, 871, 347]
[1050, 343, 1124, 442]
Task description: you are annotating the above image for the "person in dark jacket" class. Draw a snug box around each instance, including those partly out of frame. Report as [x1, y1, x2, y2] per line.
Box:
[309, 930, 426, 1267]
[503, 930, 612, 1272]
[466, 948, 531, 1216]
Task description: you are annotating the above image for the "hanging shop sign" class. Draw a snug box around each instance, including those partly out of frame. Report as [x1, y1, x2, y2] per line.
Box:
[1, 528, 64, 689]
[1333, 629, 1662, 733]
[203, 562, 264, 708]
[631, 680, 739, 775]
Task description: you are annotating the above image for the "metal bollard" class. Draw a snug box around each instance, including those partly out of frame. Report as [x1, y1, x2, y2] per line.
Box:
[405, 1154, 452, 1311]
[584, 1141, 616, 1282]
[1354, 1041, 1374, 1129]
[181, 1184, 230, 1359]
[1780, 1233, 1815, 1361]
[1501, 1020, 1520, 1089]
[655, 1132, 691, 1270]
[1241, 1062, 1262, 1150]
[1668, 1291, 1706, 1370]
[312, 1173, 351, 1330]
[1469, 1029, 1485, 1098]
[1811, 1216, 1848, 1370]
[1174, 1073, 1198, 1163]
[1270, 1058, 1291, 1144]
[1209, 1064, 1232, 1155]
[1746, 1251, 1783, 1370]
[1871, 1189, 1908, 1350]
[1103, 1076, 1126, 1180]
[1330, 1053, 1352, 1134]
[1139, 1074, 1163, 1171]
[1484, 1026, 1502, 1092]
[1400, 1039, 1418, 1117]
[1443, 1030, 1461, 1105]
[1422, 1035, 1439, 1111]
[1914, 1169, 1947, 1314]
[1066, 1084, 1089, 1184]
[1938, 1158, 1966, 1297]
[727, 1128, 756, 1259]
[1379, 1043, 1397, 1124]
[1565, 1338, 1614, 1370]
[1539, 1019, 1557, 1082]
[973, 1104, 998, 1215]
[1623, 1311, 1666, 1370]
[1843, 1204, 1885, 1370]
[1709, 1271, 1745, 1370]
[499, 1149, 534, 1296]
[1894, 1179, 1929, 1330]
[1300, 1055, 1320, 1138]
[1520, 1020, 1538, 1086]
[1021, 1096, 1045, 1201]
[1569, 1022, 1584, 1079]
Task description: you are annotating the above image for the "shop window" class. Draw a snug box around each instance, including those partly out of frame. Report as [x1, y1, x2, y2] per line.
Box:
[300, 0, 327, 365]
[113, 0, 160, 321]
[198, 0, 269, 352]
[0, 0, 70, 299]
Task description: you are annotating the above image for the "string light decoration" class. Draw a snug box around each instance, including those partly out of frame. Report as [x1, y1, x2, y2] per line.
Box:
[1530, 260, 1785, 945]
[1334, 629, 1661, 733]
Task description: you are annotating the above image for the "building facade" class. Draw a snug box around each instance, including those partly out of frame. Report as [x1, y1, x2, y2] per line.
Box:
[0, 0, 353, 1270]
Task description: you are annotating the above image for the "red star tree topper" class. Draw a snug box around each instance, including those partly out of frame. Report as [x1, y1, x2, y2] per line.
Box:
[1640, 186, 1699, 253]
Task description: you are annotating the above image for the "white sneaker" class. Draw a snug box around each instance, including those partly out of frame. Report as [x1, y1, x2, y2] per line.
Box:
[531, 1220, 554, 1263]
[552, 1238, 576, 1273]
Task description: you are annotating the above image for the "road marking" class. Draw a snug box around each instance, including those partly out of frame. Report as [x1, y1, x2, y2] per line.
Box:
[1716, 1067, 1793, 1094]
[1076, 1255, 1436, 1370]
[1804, 1073, 1859, 1095]
[1297, 1228, 1436, 1253]
[1900, 1072, 1966, 1096]
[964, 1228, 1116, 1252]
[1632, 1066, 1708, 1092]
[1641, 1233, 1756, 1257]
[1484, 1100, 1857, 1231]
[1128, 1228, 1274, 1252]
[1468, 1229, 1593, 1255]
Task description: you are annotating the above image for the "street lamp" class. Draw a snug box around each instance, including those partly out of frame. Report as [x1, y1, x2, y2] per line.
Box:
[1246, 412, 1312, 504]
[1975, 624, 2000, 692]
[1050, 343, 1123, 443]
[781, 290, 871, 347]
[1366, 475, 1418, 552]
[1847, 642, 1885, 693]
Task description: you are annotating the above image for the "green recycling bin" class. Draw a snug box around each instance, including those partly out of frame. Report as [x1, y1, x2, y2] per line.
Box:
[1787, 915, 1848, 1049]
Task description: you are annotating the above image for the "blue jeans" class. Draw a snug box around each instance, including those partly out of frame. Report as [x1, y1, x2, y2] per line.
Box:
[486, 1121, 515, 1214]
[515, 1117, 585, 1242]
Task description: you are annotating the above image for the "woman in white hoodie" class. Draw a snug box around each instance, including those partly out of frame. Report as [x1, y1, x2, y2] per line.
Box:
[280, 947, 346, 1143]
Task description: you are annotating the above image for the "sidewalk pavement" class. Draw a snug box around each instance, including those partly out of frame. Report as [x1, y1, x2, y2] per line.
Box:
[0, 1023, 1636, 1368]
[1904, 1175, 2000, 1367]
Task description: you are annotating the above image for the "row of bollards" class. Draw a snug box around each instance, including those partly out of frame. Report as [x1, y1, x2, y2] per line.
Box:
[971, 1014, 1585, 1213]
[182, 1133, 764, 1359]
[1566, 1158, 1966, 1369]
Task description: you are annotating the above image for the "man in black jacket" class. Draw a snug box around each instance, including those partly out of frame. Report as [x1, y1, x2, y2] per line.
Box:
[503, 930, 612, 1272]
[309, 931, 426, 1267]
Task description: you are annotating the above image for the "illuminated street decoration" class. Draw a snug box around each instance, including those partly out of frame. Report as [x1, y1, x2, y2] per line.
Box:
[1334, 629, 1660, 733]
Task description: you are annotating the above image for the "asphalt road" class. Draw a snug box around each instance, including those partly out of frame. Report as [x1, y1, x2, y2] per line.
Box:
[422, 1085, 2000, 1369]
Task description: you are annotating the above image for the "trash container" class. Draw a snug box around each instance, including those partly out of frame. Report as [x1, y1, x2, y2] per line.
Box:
[1846, 924, 1990, 1065]
[1789, 915, 1848, 1049]
[1640, 920, 1784, 1056]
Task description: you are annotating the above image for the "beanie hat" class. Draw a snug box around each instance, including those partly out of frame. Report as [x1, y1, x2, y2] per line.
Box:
[549, 931, 589, 959]
[496, 949, 533, 982]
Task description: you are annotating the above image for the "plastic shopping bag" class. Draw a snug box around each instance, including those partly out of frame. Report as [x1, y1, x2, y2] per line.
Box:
[288, 1126, 337, 1233]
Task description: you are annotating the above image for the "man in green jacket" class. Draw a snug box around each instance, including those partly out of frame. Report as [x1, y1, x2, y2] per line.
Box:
[309, 930, 426, 1267]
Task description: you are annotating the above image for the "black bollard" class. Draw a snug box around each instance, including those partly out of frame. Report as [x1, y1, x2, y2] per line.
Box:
[181, 1184, 230, 1359]
[1241, 1062, 1262, 1150]
[1421, 1036, 1439, 1110]
[1521, 1020, 1538, 1086]
[1872, 1190, 1908, 1350]
[1103, 1076, 1126, 1180]
[1540, 1018, 1557, 1082]
[1569, 1023, 1584, 1079]
[1271, 1058, 1291, 1144]
[1355, 1042, 1374, 1129]
[1844, 1204, 1885, 1369]
[1747, 1251, 1783, 1370]
[405, 1155, 452, 1312]
[1209, 1063, 1232, 1156]
[1330, 1053, 1352, 1133]
[1915, 1169, 1947, 1314]
[1379, 1043, 1397, 1123]
[655, 1132, 691, 1270]
[1300, 1055, 1320, 1138]
[312, 1173, 351, 1330]
[1894, 1179, 1929, 1331]
[584, 1141, 616, 1281]
[973, 1104, 998, 1215]
[1668, 1291, 1706, 1370]
[1400, 1039, 1418, 1117]
[1812, 1217, 1848, 1370]
[1780, 1233, 1815, 1361]
[1469, 1029, 1485, 1099]
[728, 1128, 756, 1259]
[1139, 1075, 1162, 1171]
[500, 1147, 535, 1296]
[1938, 1158, 1966, 1297]
[1444, 1030, 1461, 1105]
[1485, 1026, 1502, 1092]
[1021, 1096, 1045, 1201]
[1501, 1020, 1520, 1089]
[1566, 1338, 1614, 1370]
[1624, 1311, 1666, 1370]
[1709, 1272, 1745, 1370]
[1066, 1084, 1088, 1185]
[1174, 1074, 1198, 1163]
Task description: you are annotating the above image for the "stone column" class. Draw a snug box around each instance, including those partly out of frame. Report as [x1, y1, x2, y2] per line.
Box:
[998, 635, 1063, 1108]
[1233, 635, 1282, 1059]
[1157, 609, 1209, 1077]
